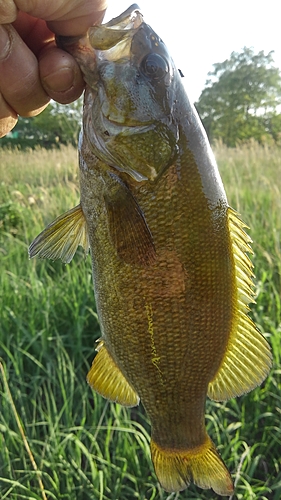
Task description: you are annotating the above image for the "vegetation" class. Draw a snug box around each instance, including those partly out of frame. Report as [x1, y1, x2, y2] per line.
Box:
[196, 48, 281, 146]
[0, 143, 281, 499]
[0, 100, 83, 150]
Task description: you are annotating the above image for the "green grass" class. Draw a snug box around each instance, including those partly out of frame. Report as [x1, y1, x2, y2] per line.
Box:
[0, 142, 281, 499]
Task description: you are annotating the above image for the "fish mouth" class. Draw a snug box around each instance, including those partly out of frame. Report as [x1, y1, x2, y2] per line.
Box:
[56, 5, 144, 87]
[102, 4, 142, 29]
[88, 4, 143, 56]
[101, 112, 153, 131]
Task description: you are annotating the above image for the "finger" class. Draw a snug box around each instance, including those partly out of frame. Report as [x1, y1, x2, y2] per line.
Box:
[0, 0, 17, 23]
[12, 12, 56, 56]
[0, 92, 18, 138]
[10, 1, 107, 35]
[11, 13, 85, 103]
[47, 6, 107, 36]
[39, 45, 85, 104]
[0, 23, 50, 117]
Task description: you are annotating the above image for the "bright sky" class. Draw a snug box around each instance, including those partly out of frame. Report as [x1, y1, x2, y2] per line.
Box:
[104, 0, 281, 103]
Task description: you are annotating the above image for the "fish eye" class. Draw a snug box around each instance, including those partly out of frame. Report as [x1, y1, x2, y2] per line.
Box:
[140, 53, 169, 80]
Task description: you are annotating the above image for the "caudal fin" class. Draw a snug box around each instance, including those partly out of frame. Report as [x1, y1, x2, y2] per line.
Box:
[150, 434, 234, 495]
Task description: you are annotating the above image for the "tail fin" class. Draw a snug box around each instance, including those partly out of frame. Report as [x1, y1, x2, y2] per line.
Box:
[150, 434, 233, 495]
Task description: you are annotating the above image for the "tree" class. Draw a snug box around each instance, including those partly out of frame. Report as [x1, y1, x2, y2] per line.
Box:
[196, 47, 281, 146]
[1, 98, 83, 149]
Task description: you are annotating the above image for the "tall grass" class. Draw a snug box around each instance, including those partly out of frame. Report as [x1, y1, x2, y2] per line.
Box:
[0, 142, 280, 499]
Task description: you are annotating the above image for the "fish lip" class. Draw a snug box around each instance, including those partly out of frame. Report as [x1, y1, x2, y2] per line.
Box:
[88, 5, 143, 52]
[102, 4, 142, 29]
[101, 111, 154, 132]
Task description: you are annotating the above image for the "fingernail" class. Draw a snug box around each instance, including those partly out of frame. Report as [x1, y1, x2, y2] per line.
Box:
[0, 25, 11, 60]
[43, 66, 76, 93]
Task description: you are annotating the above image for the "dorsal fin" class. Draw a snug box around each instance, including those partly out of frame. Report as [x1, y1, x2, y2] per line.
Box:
[29, 204, 89, 264]
[208, 208, 272, 401]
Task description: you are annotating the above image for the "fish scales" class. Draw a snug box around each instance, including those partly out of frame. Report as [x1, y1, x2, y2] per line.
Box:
[29, 4, 272, 496]
[80, 141, 232, 403]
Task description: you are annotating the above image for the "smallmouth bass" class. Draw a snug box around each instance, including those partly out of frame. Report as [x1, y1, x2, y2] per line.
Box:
[29, 4, 272, 495]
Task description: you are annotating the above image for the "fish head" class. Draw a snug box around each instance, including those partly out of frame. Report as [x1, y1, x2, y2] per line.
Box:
[84, 4, 179, 182]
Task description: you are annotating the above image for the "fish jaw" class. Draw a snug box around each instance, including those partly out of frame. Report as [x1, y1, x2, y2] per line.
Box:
[56, 5, 142, 87]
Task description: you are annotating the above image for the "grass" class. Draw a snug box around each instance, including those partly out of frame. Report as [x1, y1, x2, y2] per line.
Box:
[0, 142, 281, 499]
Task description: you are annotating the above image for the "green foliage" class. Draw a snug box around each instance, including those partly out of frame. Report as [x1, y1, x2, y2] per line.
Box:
[196, 47, 281, 146]
[0, 201, 24, 235]
[0, 99, 83, 149]
[0, 144, 281, 499]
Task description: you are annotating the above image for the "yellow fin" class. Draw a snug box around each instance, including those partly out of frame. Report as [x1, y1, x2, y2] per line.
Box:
[87, 340, 139, 407]
[28, 204, 89, 264]
[150, 434, 233, 495]
[208, 208, 272, 401]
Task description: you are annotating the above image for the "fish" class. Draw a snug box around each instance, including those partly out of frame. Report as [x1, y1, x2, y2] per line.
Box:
[29, 4, 272, 495]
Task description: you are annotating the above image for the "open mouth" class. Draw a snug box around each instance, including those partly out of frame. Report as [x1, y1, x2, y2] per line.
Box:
[101, 111, 154, 133]
[88, 4, 143, 53]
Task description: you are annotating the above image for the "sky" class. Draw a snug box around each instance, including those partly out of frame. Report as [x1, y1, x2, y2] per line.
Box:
[103, 0, 281, 103]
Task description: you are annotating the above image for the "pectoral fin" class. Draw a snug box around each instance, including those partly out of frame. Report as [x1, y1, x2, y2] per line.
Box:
[104, 172, 156, 266]
[29, 204, 89, 264]
[208, 208, 272, 401]
[87, 339, 139, 407]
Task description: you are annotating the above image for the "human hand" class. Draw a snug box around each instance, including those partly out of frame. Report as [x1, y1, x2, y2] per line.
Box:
[0, 0, 107, 138]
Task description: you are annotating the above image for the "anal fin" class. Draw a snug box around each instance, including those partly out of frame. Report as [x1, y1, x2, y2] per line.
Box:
[29, 204, 89, 264]
[87, 340, 139, 407]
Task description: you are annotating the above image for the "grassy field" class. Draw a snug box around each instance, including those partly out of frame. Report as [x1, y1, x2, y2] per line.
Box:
[0, 142, 281, 500]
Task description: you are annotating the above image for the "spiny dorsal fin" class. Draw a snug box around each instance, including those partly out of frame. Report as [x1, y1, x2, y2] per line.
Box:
[87, 339, 140, 407]
[208, 208, 272, 401]
[29, 204, 89, 264]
